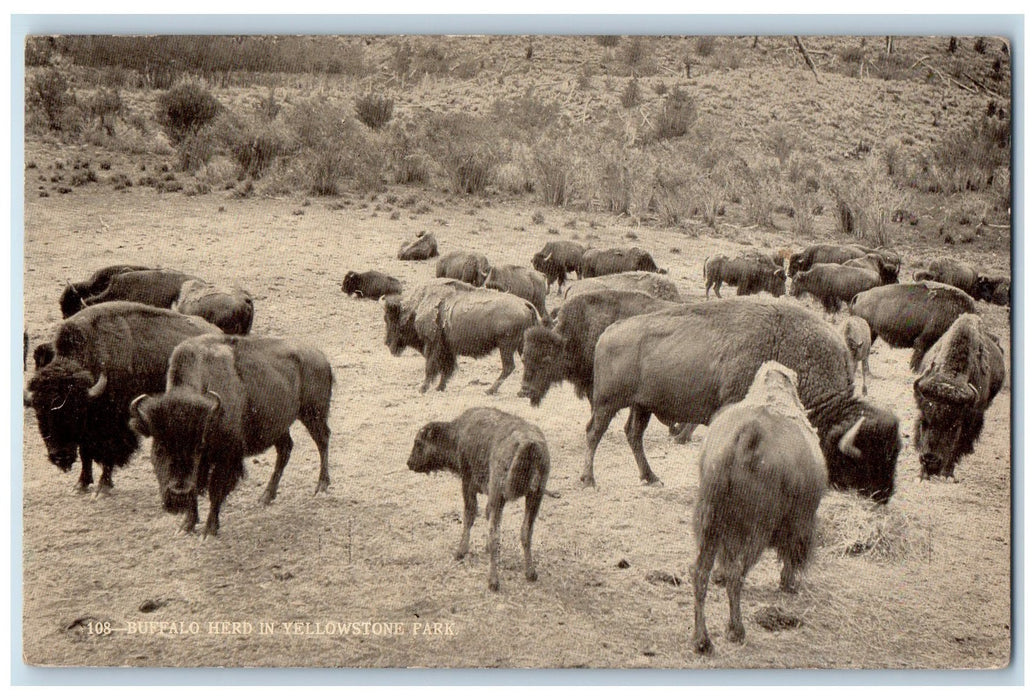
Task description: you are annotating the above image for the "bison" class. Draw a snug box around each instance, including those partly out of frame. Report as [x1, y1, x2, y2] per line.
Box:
[436, 251, 490, 286]
[25, 302, 221, 495]
[974, 276, 1010, 306]
[691, 362, 826, 654]
[704, 253, 786, 299]
[579, 247, 665, 278]
[843, 253, 900, 285]
[174, 279, 254, 335]
[341, 270, 403, 299]
[407, 407, 550, 591]
[788, 244, 900, 278]
[531, 240, 587, 294]
[482, 264, 550, 323]
[842, 316, 872, 396]
[916, 259, 1010, 306]
[913, 314, 1005, 482]
[129, 334, 333, 536]
[520, 289, 681, 407]
[68, 269, 200, 314]
[397, 231, 439, 261]
[563, 271, 682, 303]
[849, 282, 977, 371]
[790, 263, 882, 313]
[584, 297, 901, 503]
[383, 283, 539, 395]
[59, 264, 153, 318]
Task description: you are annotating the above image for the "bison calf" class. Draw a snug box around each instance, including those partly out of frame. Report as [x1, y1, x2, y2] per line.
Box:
[842, 316, 872, 396]
[691, 362, 826, 654]
[407, 407, 550, 592]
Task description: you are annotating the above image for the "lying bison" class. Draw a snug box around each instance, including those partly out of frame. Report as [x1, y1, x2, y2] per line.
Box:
[532, 240, 586, 294]
[563, 271, 682, 303]
[844, 253, 900, 285]
[59, 264, 153, 318]
[520, 289, 681, 406]
[704, 253, 786, 299]
[436, 251, 490, 286]
[174, 279, 254, 335]
[788, 244, 900, 278]
[25, 302, 220, 495]
[398, 231, 439, 261]
[975, 276, 1010, 306]
[129, 334, 333, 536]
[691, 362, 826, 654]
[850, 282, 976, 371]
[341, 270, 403, 299]
[580, 247, 665, 278]
[483, 264, 550, 323]
[790, 263, 881, 313]
[407, 407, 550, 592]
[913, 314, 1005, 482]
[67, 269, 200, 314]
[585, 297, 901, 503]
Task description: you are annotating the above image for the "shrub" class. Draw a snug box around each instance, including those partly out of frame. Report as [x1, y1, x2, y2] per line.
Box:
[26, 68, 75, 131]
[694, 36, 717, 57]
[620, 78, 640, 109]
[176, 128, 218, 173]
[421, 113, 500, 195]
[214, 113, 297, 179]
[490, 89, 561, 136]
[355, 93, 394, 130]
[743, 163, 780, 229]
[643, 87, 696, 143]
[84, 88, 122, 136]
[929, 113, 1010, 194]
[594, 36, 620, 48]
[832, 163, 911, 247]
[258, 87, 280, 122]
[532, 140, 574, 206]
[155, 81, 222, 145]
[767, 125, 795, 168]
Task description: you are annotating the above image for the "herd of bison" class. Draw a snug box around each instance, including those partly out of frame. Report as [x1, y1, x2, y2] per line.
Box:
[23, 229, 1009, 655]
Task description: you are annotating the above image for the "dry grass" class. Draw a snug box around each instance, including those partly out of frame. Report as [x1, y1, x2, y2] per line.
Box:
[816, 492, 933, 563]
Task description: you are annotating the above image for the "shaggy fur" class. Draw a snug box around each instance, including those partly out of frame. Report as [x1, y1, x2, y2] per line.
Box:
[77, 269, 200, 311]
[436, 251, 490, 286]
[59, 264, 153, 318]
[483, 264, 550, 324]
[579, 246, 664, 278]
[531, 240, 586, 294]
[341, 270, 403, 299]
[563, 271, 682, 302]
[397, 231, 439, 260]
[704, 253, 786, 299]
[843, 253, 899, 284]
[788, 244, 900, 278]
[174, 279, 254, 335]
[791, 263, 881, 313]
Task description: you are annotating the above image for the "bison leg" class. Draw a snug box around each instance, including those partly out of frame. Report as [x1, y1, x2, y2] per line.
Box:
[261, 433, 294, 505]
[486, 347, 516, 395]
[692, 536, 718, 655]
[455, 480, 478, 561]
[860, 357, 869, 396]
[669, 422, 697, 445]
[486, 493, 505, 592]
[202, 478, 232, 539]
[180, 498, 199, 534]
[726, 539, 766, 644]
[713, 281, 722, 299]
[93, 464, 115, 500]
[301, 413, 332, 495]
[75, 450, 94, 493]
[521, 487, 544, 583]
[911, 331, 941, 372]
[625, 405, 661, 485]
[582, 406, 620, 488]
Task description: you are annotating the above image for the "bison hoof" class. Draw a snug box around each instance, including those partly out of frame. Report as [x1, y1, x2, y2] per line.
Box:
[640, 477, 663, 487]
[260, 491, 276, 505]
[544, 489, 562, 499]
[314, 480, 330, 495]
[74, 483, 91, 495]
[488, 580, 500, 592]
[526, 570, 538, 583]
[91, 484, 113, 501]
[201, 526, 218, 540]
[727, 624, 746, 644]
[453, 549, 467, 561]
[692, 636, 713, 655]
[484, 387, 499, 396]
[419, 384, 430, 395]
[579, 475, 597, 489]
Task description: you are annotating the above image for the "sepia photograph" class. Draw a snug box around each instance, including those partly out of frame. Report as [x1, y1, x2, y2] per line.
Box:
[16, 25, 1015, 674]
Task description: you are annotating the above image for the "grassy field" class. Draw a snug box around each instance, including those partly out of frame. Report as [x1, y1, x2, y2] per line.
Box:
[20, 34, 1012, 670]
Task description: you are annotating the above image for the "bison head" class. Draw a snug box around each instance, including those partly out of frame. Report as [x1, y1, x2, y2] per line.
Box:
[406, 421, 454, 474]
[382, 296, 418, 356]
[818, 403, 901, 505]
[913, 372, 980, 480]
[766, 268, 787, 297]
[27, 358, 108, 471]
[131, 390, 222, 513]
[58, 283, 86, 318]
[341, 271, 360, 296]
[519, 326, 566, 407]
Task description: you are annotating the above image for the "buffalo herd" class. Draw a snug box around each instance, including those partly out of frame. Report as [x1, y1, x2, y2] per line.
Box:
[24, 232, 1009, 652]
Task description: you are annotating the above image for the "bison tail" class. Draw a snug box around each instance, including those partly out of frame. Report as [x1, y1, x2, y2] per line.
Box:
[504, 441, 548, 501]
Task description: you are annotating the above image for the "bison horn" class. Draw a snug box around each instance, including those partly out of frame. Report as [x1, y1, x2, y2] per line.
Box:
[966, 382, 979, 403]
[838, 417, 866, 460]
[543, 251, 553, 262]
[205, 390, 223, 417]
[86, 372, 108, 399]
[129, 394, 147, 421]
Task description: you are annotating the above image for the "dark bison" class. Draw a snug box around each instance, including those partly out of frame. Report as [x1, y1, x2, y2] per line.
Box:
[790, 263, 882, 313]
[397, 231, 439, 261]
[563, 271, 682, 303]
[703, 253, 786, 299]
[129, 334, 333, 536]
[25, 302, 220, 495]
[436, 251, 490, 286]
[916, 259, 1010, 306]
[383, 284, 539, 395]
[59, 264, 153, 318]
[579, 247, 665, 278]
[974, 276, 1010, 306]
[788, 244, 900, 278]
[531, 240, 587, 294]
[32, 341, 56, 370]
[482, 264, 550, 323]
[842, 316, 872, 396]
[520, 289, 681, 407]
[849, 282, 977, 371]
[843, 253, 900, 285]
[913, 314, 1005, 482]
[341, 270, 403, 299]
[691, 362, 826, 654]
[584, 298, 901, 503]
[174, 279, 254, 335]
[407, 407, 550, 592]
[68, 269, 200, 314]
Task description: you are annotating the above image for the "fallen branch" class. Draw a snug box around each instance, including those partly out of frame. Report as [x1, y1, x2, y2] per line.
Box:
[794, 36, 822, 83]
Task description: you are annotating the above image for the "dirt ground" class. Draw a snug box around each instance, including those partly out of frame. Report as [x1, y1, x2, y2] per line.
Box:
[19, 177, 1012, 671]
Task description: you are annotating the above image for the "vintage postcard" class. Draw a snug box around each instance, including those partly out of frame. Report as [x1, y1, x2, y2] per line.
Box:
[18, 29, 1013, 673]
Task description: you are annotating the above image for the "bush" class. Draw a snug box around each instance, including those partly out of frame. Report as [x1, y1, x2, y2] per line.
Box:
[26, 68, 75, 131]
[620, 78, 640, 109]
[422, 113, 500, 195]
[929, 113, 1010, 194]
[532, 140, 574, 206]
[694, 36, 717, 57]
[355, 93, 394, 130]
[643, 87, 696, 143]
[490, 89, 561, 136]
[258, 87, 280, 122]
[767, 125, 795, 168]
[743, 163, 780, 229]
[176, 128, 218, 173]
[594, 36, 620, 48]
[84, 88, 122, 136]
[155, 81, 223, 145]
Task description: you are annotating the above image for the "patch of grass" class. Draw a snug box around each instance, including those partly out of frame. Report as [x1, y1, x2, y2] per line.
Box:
[355, 93, 394, 131]
[816, 492, 933, 563]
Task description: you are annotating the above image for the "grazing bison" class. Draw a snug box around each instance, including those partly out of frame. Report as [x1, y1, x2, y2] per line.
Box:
[71, 269, 200, 313]
[436, 251, 490, 286]
[531, 240, 587, 294]
[25, 302, 220, 495]
[579, 247, 665, 278]
[129, 334, 333, 536]
[482, 264, 550, 323]
[788, 244, 900, 278]
[974, 276, 1010, 306]
[520, 289, 681, 406]
[790, 263, 881, 313]
[584, 298, 901, 503]
[407, 407, 550, 592]
[842, 316, 872, 396]
[59, 264, 153, 318]
[850, 282, 976, 371]
[913, 258, 981, 296]
[691, 362, 826, 654]
[383, 284, 539, 395]
[703, 253, 786, 299]
[174, 279, 254, 335]
[341, 270, 403, 299]
[913, 314, 1005, 482]
[397, 231, 439, 261]
[563, 271, 682, 303]
[843, 253, 900, 285]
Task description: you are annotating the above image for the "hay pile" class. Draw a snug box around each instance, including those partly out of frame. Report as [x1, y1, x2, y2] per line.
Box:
[815, 491, 933, 563]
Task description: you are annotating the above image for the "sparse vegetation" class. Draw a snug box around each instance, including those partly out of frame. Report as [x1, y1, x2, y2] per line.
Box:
[354, 93, 394, 130]
[155, 81, 222, 145]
